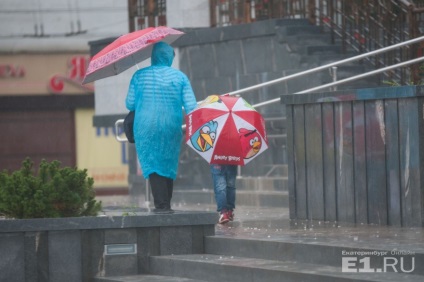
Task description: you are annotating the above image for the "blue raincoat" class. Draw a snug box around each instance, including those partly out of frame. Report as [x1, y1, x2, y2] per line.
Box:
[125, 42, 197, 180]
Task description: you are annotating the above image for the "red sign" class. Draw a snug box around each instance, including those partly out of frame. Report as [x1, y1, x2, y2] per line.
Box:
[48, 56, 93, 93]
[0, 64, 25, 78]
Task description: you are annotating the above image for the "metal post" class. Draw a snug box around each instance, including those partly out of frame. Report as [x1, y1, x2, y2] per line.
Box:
[331, 66, 338, 91]
[145, 179, 150, 209]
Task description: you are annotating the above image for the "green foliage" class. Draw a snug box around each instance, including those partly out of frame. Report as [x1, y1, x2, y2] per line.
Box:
[121, 205, 139, 216]
[382, 79, 423, 87]
[0, 158, 102, 219]
[383, 65, 424, 86]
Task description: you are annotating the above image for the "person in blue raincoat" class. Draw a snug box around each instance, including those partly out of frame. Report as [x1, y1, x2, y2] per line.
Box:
[125, 42, 197, 213]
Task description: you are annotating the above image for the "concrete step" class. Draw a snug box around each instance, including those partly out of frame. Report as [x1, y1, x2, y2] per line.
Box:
[275, 18, 311, 27]
[306, 45, 344, 55]
[94, 274, 208, 282]
[240, 164, 288, 177]
[205, 236, 423, 276]
[175, 176, 289, 192]
[277, 24, 323, 37]
[236, 176, 288, 191]
[303, 52, 360, 66]
[94, 204, 423, 281]
[173, 190, 288, 208]
[286, 43, 344, 56]
[282, 33, 333, 46]
[264, 115, 287, 131]
[149, 254, 423, 282]
[318, 65, 373, 85]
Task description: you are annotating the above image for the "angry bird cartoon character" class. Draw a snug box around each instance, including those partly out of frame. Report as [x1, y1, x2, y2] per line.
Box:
[198, 95, 221, 108]
[239, 128, 262, 159]
[190, 121, 218, 152]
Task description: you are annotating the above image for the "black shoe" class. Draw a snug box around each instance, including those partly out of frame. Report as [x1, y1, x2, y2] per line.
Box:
[152, 208, 174, 214]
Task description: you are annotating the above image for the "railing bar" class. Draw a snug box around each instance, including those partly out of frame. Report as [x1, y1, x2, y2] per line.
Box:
[264, 117, 286, 121]
[413, 7, 424, 12]
[295, 56, 424, 94]
[227, 35, 424, 97]
[399, 0, 413, 8]
[265, 165, 277, 177]
[252, 98, 281, 108]
[267, 134, 287, 138]
[251, 56, 424, 108]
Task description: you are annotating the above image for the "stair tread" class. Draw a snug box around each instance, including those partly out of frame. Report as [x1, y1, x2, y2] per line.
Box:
[152, 254, 423, 281]
[175, 190, 288, 195]
[209, 234, 424, 254]
[95, 274, 208, 282]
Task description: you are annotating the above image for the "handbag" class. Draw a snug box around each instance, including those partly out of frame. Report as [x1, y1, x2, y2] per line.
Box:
[123, 111, 135, 143]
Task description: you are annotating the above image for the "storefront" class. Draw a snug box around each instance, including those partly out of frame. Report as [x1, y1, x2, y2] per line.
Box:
[0, 49, 128, 192]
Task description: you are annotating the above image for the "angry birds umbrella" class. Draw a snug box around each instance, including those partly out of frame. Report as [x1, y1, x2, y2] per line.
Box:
[185, 94, 268, 165]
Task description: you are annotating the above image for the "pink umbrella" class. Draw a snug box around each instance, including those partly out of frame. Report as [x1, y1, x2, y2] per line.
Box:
[185, 95, 268, 166]
[82, 26, 184, 84]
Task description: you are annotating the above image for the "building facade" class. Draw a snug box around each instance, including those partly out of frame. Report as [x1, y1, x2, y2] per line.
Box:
[0, 0, 129, 191]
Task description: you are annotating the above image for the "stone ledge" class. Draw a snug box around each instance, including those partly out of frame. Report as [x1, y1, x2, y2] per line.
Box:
[0, 211, 218, 232]
[0, 211, 217, 281]
[281, 85, 424, 105]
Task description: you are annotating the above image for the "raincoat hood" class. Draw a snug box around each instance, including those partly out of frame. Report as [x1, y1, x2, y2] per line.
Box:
[151, 42, 174, 66]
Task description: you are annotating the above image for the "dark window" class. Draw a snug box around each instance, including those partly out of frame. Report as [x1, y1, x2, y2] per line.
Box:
[130, 0, 167, 31]
[210, 0, 308, 27]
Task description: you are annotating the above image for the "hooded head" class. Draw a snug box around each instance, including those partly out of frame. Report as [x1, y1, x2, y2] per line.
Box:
[151, 42, 174, 67]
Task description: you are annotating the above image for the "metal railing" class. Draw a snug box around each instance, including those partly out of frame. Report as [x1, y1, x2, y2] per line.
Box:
[115, 34, 424, 142]
[210, 0, 424, 85]
[318, 0, 424, 84]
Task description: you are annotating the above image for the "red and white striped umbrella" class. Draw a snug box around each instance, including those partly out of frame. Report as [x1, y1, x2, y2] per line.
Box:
[185, 95, 268, 166]
[82, 26, 184, 84]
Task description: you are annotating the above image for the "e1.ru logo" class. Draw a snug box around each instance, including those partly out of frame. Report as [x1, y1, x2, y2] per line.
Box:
[342, 252, 415, 273]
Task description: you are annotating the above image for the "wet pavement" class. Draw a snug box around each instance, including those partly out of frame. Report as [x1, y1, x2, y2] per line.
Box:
[98, 194, 424, 254]
[217, 215, 424, 253]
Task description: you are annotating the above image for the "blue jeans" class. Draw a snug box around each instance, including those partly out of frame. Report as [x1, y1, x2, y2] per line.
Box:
[210, 164, 237, 213]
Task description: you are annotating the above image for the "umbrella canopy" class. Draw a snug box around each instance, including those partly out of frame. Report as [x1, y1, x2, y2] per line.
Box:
[82, 26, 184, 84]
[185, 95, 268, 166]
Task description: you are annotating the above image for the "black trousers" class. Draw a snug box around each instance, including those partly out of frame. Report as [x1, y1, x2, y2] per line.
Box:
[149, 173, 173, 209]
